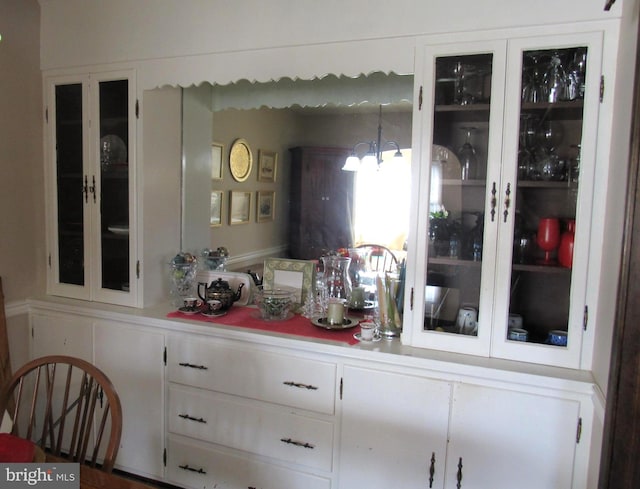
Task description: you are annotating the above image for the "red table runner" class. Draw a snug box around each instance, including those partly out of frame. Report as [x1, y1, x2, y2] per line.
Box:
[167, 306, 360, 345]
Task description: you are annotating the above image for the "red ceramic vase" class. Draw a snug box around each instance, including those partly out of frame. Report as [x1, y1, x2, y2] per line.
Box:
[558, 219, 575, 268]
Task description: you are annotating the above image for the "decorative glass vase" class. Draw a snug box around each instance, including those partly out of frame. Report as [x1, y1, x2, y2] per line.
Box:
[321, 255, 352, 301]
[378, 271, 402, 338]
[347, 248, 370, 287]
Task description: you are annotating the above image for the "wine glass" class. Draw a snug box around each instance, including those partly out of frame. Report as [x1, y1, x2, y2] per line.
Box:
[458, 127, 478, 180]
[453, 61, 475, 105]
[567, 48, 587, 100]
[543, 52, 567, 103]
[522, 53, 544, 104]
[536, 218, 560, 265]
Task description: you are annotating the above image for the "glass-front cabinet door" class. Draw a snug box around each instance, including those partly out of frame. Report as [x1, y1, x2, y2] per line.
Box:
[45, 71, 136, 306]
[405, 33, 602, 368]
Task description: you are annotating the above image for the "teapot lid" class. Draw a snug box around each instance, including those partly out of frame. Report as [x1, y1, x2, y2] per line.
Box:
[211, 277, 231, 289]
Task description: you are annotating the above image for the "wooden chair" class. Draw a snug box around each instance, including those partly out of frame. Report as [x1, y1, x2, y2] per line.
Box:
[0, 355, 122, 472]
[356, 244, 399, 273]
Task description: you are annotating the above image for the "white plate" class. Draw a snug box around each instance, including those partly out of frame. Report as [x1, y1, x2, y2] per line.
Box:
[311, 317, 359, 330]
[353, 332, 382, 342]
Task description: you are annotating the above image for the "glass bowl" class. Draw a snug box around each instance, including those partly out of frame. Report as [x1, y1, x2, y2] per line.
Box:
[254, 288, 295, 321]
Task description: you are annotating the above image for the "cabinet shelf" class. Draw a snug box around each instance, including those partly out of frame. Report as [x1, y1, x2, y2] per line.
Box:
[428, 257, 571, 274]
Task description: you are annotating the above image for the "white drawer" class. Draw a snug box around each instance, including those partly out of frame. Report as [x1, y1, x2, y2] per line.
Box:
[167, 435, 332, 489]
[168, 335, 336, 414]
[169, 384, 335, 471]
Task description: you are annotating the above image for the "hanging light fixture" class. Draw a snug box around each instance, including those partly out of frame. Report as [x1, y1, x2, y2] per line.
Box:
[342, 105, 404, 171]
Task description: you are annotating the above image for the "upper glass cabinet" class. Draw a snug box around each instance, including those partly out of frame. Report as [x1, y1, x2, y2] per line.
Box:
[45, 71, 136, 306]
[405, 33, 602, 368]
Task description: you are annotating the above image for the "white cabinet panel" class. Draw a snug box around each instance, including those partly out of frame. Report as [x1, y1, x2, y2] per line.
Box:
[168, 335, 336, 414]
[446, 383, 581, 489]
[169, 384, 334, 471]
[167, 436, 331, 489]
[31, 313, 93, 361]
[94, 321, 165, 479]
[338, 365, 452, 489]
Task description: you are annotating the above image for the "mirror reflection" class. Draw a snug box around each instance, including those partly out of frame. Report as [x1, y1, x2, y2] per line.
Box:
[181, 72, 414, 273]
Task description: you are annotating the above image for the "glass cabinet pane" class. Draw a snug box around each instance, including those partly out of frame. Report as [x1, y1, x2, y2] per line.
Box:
[507, 47, 586, 346]
[425, 53, 493, 336]
[55, 83, 84, 286]
[98, 79, 130, 291]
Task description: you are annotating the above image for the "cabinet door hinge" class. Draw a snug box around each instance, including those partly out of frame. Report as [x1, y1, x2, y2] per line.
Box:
[576, 417, 582, 443]
[600, 76, 605, 102]
[339, 377, 343, 400]
[418, 86, 423, 111]
[410, 287, 414, 310]
[163, 448, 166, 467]
[135, 99, 140, 119]
[48, 254, 51, 268]
[163, 346, 167, 366]
[136, 260, 141, 279]
[31, 327, 34, 339]
[583, 305, 589, 331]
[45, 106, 49, 123]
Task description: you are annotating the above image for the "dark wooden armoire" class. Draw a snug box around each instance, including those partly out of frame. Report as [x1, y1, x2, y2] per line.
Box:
[289, 147, 354, 260]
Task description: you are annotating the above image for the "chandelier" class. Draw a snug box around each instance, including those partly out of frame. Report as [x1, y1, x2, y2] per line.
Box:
[342, 105, 404, 171]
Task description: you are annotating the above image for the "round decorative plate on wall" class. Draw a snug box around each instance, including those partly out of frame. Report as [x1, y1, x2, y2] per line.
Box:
[229, 138, 253, 182]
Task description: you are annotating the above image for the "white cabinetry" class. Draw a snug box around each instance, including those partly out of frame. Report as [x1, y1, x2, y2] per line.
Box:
[166, 334, 336, 489]
[29, 310, 165, 479]
[44, 70, 137, 306]
[338, 365, 451, 489]
[404, 26, 609, 369]
[94, 321, 165, 479]
[31, 312, 93, 361]
[339, 365, 589, 489]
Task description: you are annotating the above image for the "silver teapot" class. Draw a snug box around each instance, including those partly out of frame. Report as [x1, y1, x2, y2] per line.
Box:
[197, 278, 244, 311]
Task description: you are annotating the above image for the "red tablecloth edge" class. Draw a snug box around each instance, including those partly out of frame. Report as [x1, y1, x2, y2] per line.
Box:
[167, 306, 360, 346]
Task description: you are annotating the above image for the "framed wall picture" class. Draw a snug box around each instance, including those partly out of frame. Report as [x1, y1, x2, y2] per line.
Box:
[210, 190, 223, 227]
[258, 150, 277, 182]
[229, 191, 251, 225]
[211, 142, 224, 180]
[257, 191, 275, 222]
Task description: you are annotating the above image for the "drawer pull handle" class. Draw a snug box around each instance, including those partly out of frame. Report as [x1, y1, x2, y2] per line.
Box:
[280, 437, 315, 449]
[178, 413, 207, 424]
[283, 381, 318, 390]
[428, 451, 435, 487]
[179, 362, 208, 370]
[456, 457, 463, 489]
[178, 464, 206, 475]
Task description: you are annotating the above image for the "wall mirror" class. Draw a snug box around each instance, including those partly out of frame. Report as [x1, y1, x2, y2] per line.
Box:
[180, 71, 414, 271]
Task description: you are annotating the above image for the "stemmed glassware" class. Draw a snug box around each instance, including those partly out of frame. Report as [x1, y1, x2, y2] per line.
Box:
[522, 53, 544, 104]
[458, 127, 479, 180]
[542, 52, 567, 103]
[453, 61, 475, 105]
[536, 218, 560, 265]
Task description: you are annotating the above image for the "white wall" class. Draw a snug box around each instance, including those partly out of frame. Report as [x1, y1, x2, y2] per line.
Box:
[39, 0, 622, 71]
[0, 0, 44, 302]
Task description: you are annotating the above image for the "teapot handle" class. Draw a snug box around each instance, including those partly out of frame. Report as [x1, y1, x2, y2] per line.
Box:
[197, 282, 208, 302]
